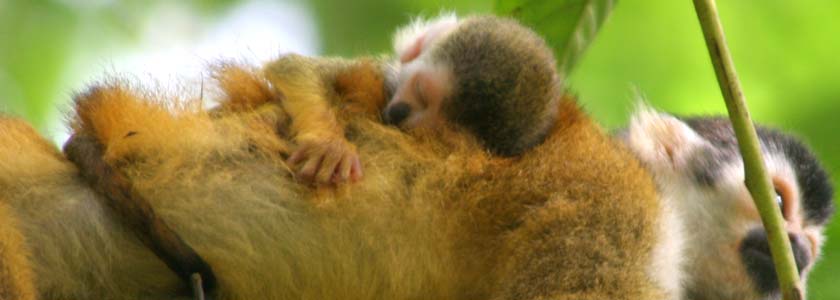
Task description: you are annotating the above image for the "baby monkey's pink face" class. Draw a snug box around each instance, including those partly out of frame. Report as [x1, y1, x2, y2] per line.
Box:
[383, 15, 458, 130]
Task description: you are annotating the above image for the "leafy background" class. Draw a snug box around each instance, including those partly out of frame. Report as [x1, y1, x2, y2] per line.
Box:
[1, 0, 837, 298]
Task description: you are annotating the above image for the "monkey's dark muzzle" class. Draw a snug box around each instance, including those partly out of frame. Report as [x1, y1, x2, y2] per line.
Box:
[740, 228, 811, 295]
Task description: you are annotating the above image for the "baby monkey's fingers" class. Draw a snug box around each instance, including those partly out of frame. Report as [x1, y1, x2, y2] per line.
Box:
[315, 144, 345, 184]
[286, 146, 309, 166]
[333, 151, 363, 184]
[288, 138, 362, 186]
[350, 155, 362, 181]
[289, 144, 326, 183]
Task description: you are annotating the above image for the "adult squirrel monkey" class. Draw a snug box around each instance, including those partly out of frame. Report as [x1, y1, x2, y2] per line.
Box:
[0, 15, 671, 300]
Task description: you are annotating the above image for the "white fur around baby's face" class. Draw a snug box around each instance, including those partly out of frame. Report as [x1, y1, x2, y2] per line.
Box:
[384, 14, 459, 130]
[392, 13, 459, 64]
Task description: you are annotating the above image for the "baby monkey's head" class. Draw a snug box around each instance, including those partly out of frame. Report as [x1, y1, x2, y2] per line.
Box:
[385, 14, 561, 156]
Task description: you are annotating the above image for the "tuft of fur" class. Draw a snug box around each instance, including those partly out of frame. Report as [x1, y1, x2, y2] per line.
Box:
[392, 12, 459, 62]
[212, 62, 278, 112]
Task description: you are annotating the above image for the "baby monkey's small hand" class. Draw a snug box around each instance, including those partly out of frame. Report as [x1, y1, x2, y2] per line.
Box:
[287, 136, 363, 186]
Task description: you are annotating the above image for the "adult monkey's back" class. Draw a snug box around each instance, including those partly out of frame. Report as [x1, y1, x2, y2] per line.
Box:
[0, 75, 670, 299]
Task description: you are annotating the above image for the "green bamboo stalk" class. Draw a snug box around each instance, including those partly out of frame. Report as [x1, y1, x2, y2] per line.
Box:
[691, 1, 803, 299]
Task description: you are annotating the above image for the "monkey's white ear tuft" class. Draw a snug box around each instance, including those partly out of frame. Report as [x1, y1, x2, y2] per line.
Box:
[625, 103, 707, 171]
[392, 12, 458, 63]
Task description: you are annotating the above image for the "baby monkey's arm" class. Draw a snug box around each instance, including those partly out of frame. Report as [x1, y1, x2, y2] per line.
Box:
[264, 55, 363, 185]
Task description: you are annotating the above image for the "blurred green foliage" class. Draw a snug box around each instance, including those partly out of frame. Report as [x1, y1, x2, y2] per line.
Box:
[307, 0, 492, 56]
[0, 0, 239, 127]
[496, 0, 616, 78]
[0, 0, 837, 298]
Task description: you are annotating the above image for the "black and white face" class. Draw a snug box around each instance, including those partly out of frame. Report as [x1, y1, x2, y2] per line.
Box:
[621, 106, 834, 300]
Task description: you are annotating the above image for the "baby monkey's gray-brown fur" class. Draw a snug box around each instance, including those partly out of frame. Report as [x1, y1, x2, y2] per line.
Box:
[271, 15, 563, 186]
[385, 15, 561, 156]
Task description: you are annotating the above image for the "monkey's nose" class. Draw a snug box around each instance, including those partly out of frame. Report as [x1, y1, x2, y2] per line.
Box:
[384, 102, 411, 125]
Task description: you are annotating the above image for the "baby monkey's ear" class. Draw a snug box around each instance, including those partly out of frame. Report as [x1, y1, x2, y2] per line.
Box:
[392, 13, 459, 63]
[624, 104, 707, 173]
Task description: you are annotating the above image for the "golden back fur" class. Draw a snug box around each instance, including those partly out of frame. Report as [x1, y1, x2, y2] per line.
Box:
[0, 117, 39, 300]
[0, 115, 182, 299]
[0, 193, 36, 300]
[0, 65, 665, 299]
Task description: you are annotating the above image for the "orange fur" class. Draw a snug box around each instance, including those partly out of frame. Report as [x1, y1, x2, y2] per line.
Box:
[0, 67, 664, 299]
[403, 96, 663, 299]
[0, 196, 37, 300]
[72, 85, 208, 163]
[212, 76, 664, 298]
[212, 63, 277, 112]
[333, 59, 388, 117]
[0, 120, 41, 300]
[0, 116, 65, 164]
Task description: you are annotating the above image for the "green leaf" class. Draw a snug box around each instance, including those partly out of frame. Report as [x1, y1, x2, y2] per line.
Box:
[495, 0, 617, 78]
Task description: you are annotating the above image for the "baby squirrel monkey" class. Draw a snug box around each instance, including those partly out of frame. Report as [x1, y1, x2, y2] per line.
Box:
[266, 14, 560, 185]
[620, 106, 835, 300]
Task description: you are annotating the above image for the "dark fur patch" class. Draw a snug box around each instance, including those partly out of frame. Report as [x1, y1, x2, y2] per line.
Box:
[688, 146, 727, 187]
[681, 117, 740, 160]
[673, 117, 739, 188]
[758, 127, 835, 225]
[681, 117, 835, 225]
